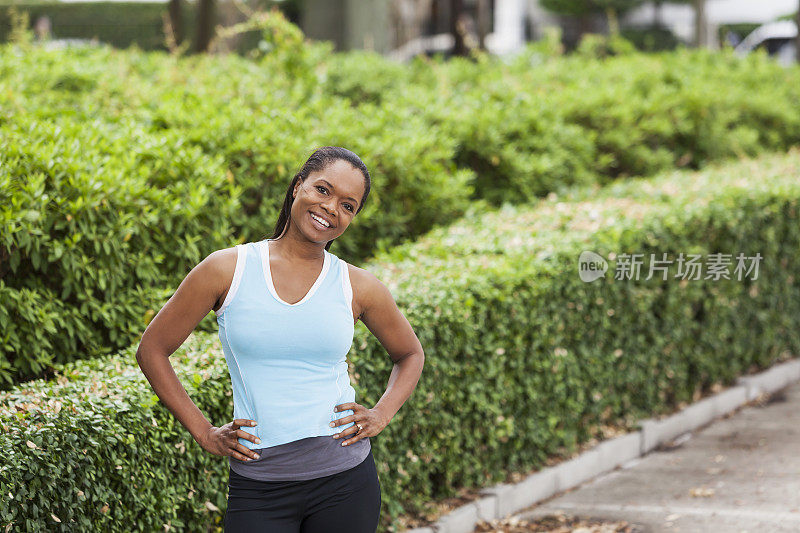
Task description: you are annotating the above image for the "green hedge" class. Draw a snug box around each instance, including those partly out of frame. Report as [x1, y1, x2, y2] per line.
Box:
[0, 114, 241, 386]
[0, 37, 476, 384]
[333, 44, 800, 205]
[2, 149, 798, 531]
[4, 27, 800, 383]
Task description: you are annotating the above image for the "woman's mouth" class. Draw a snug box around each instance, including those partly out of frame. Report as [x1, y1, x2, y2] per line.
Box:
[309, 211, 331, 230]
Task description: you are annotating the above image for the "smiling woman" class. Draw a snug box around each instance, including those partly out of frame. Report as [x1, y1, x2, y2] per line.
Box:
[269, 148, 372, 253]
[135, 146, 425, 533]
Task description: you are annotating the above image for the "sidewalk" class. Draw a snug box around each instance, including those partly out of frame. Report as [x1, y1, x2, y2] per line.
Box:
[517, 381, 800, 532]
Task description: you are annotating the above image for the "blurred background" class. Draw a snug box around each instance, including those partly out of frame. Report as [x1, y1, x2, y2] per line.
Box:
[2, 0, 799, 62]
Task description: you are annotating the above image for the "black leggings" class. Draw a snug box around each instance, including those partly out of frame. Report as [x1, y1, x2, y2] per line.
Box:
[223, 450, 381, 532]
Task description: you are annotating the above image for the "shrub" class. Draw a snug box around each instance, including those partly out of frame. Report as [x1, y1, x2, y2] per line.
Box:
[0, 41, 474, 382]
[2, 149, 798, 530]
[0, 115, 240, 386]
[4, 26, 800, 383]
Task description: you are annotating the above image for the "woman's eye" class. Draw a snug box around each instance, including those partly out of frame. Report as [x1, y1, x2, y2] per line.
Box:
[315, 184, 353, 212]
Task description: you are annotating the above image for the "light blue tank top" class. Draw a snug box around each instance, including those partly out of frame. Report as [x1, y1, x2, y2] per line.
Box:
[215, 239, 360, 451]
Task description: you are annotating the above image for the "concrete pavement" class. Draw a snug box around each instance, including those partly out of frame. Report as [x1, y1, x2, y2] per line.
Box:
[518, 381, 800, 532]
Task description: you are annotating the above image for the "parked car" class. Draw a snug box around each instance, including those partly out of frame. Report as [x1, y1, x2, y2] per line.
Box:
[734, 20, 797, 67]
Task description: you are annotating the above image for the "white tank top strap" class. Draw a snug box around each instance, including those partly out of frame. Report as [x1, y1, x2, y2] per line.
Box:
[339, 257, 355, 320]
[215, 244, 246, 316]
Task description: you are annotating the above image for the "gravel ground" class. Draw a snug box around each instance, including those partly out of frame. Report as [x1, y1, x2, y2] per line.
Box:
[474, 511, 644, 532]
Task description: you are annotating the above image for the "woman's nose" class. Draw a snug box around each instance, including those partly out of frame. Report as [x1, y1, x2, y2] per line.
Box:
[321, 200, 337, 217]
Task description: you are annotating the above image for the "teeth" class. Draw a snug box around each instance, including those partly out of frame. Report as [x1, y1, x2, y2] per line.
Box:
[311, 213, 330, 227]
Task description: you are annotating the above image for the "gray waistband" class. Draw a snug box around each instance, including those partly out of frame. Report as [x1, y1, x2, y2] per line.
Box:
[229, 435, 371, 481]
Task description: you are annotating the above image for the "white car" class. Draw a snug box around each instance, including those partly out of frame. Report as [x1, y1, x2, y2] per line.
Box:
[734, 20, 797, 66]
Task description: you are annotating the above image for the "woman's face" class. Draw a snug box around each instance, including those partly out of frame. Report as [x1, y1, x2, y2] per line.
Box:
[291, 159, 365, 243]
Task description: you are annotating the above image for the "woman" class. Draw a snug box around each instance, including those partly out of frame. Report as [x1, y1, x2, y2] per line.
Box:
[136, 146, 425, 532]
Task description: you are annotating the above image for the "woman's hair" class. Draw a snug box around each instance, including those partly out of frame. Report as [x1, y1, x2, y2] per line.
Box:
[268, 146, 371, 251]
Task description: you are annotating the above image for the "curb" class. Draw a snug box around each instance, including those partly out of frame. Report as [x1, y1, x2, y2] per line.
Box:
[404, 358, 800, 533]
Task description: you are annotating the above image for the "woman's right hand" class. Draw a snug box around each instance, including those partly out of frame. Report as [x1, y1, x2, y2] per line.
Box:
[199, 419, 262, 462]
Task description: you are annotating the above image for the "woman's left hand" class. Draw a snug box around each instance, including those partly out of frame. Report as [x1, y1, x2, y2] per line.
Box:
[330, 402, 390, 446]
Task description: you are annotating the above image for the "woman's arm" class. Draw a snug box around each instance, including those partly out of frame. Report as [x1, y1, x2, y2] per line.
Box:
[360, 272, 425, 425]
[135, 248, 260, 461]
[332, 265, 425, 446]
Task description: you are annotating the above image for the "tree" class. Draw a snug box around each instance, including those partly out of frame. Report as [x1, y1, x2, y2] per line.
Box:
[540, 0, 645, 37]
[669, 0, 708, 47]
[168, 0, 183, 45]
[653, 0, 663, 28]
[692, 0, 707, 47]
[476, 0, 490, 50]
[195, 0, 216, 53]
[450, 0, 467, 55]
[796, 0, 800, 64]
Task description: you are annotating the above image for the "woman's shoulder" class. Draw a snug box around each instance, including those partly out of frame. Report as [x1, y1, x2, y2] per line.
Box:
[204, 245, 242, 311]
[341, 261, 388, 318]
[341, 261, 374, 290]
[206, 245, 240, 275]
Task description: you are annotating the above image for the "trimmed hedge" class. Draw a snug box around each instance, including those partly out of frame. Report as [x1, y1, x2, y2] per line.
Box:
[0, 37, 476, 384]
[2, 149, 799, 531]
[0, 38, 476, 266]
[341, 44, 800, 205]
[4, 24, 800, 382]
[0, 114, 241, 386]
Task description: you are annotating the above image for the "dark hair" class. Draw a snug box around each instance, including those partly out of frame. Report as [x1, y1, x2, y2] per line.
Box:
[268, 146, 371, 251]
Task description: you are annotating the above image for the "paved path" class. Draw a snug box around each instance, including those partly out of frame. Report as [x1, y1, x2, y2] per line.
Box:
[518, 381, 800, 532]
